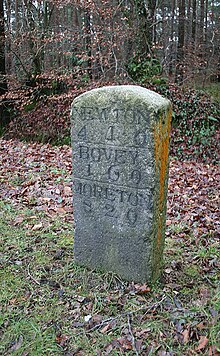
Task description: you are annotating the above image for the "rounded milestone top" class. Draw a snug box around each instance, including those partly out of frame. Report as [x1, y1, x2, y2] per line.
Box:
[72, 85, 171, 111]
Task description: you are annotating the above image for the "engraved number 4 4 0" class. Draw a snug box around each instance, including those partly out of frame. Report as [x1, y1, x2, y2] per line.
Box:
[78, 125, 115, 142]
[105, 126, 115, 141]
[78, 125, 87, 141]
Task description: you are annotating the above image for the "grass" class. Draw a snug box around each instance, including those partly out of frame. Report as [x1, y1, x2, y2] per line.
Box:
[0, 200, 219, 355]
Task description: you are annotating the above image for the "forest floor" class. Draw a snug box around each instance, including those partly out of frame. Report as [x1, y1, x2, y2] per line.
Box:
[0, 138, 219, 355]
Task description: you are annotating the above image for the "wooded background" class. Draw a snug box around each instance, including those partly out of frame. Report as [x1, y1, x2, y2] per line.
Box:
[0, 0, 219, 92]
[0, 0, 219, 163]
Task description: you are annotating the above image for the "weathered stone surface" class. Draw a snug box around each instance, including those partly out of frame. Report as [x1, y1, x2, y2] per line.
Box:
[71, 85, 172, 282]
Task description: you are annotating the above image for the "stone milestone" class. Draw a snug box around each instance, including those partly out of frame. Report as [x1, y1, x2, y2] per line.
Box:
[71, 85, 172, 282]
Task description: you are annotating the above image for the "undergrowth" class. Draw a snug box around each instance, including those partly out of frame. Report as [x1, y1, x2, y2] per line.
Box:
[0, 200, 219, 355]
[1, 79, 219, 164]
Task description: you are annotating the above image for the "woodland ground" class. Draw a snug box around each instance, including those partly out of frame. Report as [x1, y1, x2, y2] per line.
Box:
[0, 138, 219, 355]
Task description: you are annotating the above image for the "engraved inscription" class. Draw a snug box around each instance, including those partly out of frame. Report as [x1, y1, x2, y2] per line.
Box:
[74, 180, 153, 207]
[75, 142, 153, 190]
[86, 163, 93, 177]
[105, 126, 115, 141]
[72, 106, 150, 125]
[126, 209, 138, 225]
[77, 125, 87, 141]
[72, 102, 154, 225]
[78, 145, 139, 165]
[83, 199, 92, 213]
[130, 170, 141, 185]
[73, 180, 153, 226]
[134, 131, 147, 146]
[105, 203, 118, 218]
[76, 124, 152, 149]
[108, 165, 120, 182]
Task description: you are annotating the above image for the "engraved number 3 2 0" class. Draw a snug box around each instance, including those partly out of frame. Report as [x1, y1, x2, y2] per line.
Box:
[83, 200, 138, 226]
[104, 204, 138, 226]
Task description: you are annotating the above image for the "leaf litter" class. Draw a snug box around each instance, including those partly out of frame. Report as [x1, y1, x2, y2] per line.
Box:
[0, 138, 219, 355]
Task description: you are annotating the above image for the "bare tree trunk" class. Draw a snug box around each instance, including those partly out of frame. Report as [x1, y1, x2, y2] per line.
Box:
[199, 0, 205, 44]
[204, 0, 208, 43]
[192, 0, 196, 45]
[148, 0, 157, 44]
[133, 0, 154, 55]
[175, 0, 186, 83]
[15, 0, 19, 33]
[0, 0, 9, 132]
[22, 0, 42, 80]
[84, 9, 92, 78]
[0, 0, 7, 95]
[5, 0, 12, 74]
[161, 0, 165, 54]
[169, 0, 176, 76]
[186, 0, 191, 43]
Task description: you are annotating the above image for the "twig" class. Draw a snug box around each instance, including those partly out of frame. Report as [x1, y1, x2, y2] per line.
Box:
[76, 296, 166, 335]
[112, 47, 118, 75]
[127, 314, 139, 356]
[203, 275, 216, 288]
[83, 317, 116, 334]
[27, 264, 40, 285]
[10, 48, 31, 78]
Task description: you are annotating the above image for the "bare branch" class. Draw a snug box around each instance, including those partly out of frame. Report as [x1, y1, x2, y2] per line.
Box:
[127, 314, 139, 356]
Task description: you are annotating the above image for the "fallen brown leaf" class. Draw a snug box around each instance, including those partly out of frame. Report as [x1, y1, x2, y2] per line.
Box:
[64, 186, 72, 196]
[100, 322, 112, 334]
[118, 337, 133, 350]
[182, 327, 190, 344]
[32, 222, 43, 230]
[55, 334, 69, 346]
[196, 335, 209, 351]
[135, 284, 151, 294]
